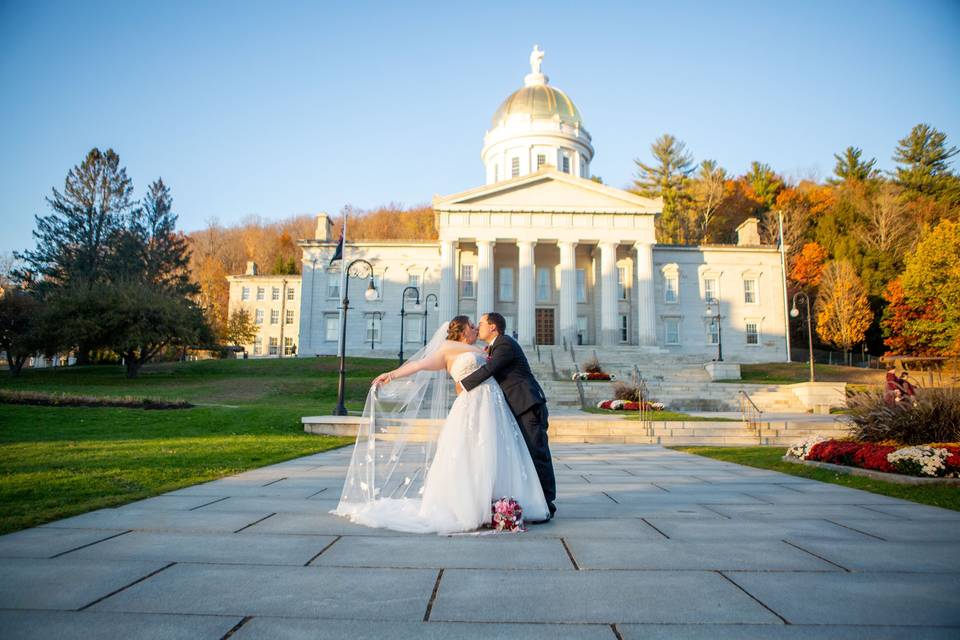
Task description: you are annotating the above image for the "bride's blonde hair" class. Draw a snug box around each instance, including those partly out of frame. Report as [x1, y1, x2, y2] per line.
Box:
[446, 315, 471, 342]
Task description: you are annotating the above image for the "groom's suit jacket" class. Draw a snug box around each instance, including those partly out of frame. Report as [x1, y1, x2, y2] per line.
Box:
[459, 335, 546, 416]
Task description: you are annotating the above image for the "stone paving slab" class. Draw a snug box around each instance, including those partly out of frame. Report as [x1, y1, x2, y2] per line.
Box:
[430, 569, 783, 624]
[239, 511, 409, 536]
[0, 527, 128, 559]
[64, 531, 338, 566]
[0, 557, 169, 610]
[233, 618, 615, 639]
[848, 503, 960, 520]
[564, 538, 842, 571]
[521, 517, 665, 540]
[704, 504, 905, 520]
[726, 572, 960, 626]
[557, 502, 726, 519]
[782, 539, 960, 573]
[313, 534, 572, 569]
[819, 517, 960, 542]
[163, 484, 325, 498]
[193, 495, 337, 514]
[91, 564, 438, 620]
[41, 508, 275, 533]
[115, 495, 229, 511]
[643, 518, 877, 542]
[0, 610, 241, 640]
[617, 623, 960, 639]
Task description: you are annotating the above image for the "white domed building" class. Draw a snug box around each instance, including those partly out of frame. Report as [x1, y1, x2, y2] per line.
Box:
[290, 47, 789, 368]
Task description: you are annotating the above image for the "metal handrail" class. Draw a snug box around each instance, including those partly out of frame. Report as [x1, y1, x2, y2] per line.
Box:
[738, 390, 763, 435]
[572, 362, 587, 409]
[549, 350, 560, 380]
[633, 364, 652, 437]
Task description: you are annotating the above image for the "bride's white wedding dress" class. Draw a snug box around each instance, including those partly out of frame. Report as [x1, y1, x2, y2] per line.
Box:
[344, 351, 549, 533]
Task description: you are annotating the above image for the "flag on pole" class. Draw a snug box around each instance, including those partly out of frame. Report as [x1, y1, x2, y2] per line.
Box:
[329, 224, 344, 266]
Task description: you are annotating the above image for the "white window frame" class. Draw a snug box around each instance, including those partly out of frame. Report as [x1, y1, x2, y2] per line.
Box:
[327, 272, 340, 300]
[665, 317, 681, 345]
[562, 155, 570, 173]
[271, 287, 280, 301]
[253, 336, 262, 355]
[499, 267, 514, 302]
[284, 337, 295, 355]
[536, 267, 551, 302]
[268, 336, 278, 356]
[745, 319, 761, 346]
[285, 309, 295, 325]
[537, 153, 546, 169]
[365, 314, 382, 344]
[703, 277, 717, 303]
[256, 286, 265, 301]
[406, 316, 422, 342]
[286, 287, 295, 301]
[576, 269, 586, 303]
[511, 156, 520, 178]
[241, 286, 250, 301]
[743, 278, 758, 305]
[325, 316, 339, 342]
[460, 264, 475, 298]
[619, 314, 629, 343]
[706, 318, 720, 345]
[617, 266, 628, 301]
[408, 273, 421, 292]
[254, 309, 264, 324]
[270, 309, 279, 325]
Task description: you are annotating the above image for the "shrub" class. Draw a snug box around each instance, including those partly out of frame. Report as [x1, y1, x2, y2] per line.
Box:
[613, 382, 639, 402]
[582, 357, 604, 374]
[845, 387, 960, 445]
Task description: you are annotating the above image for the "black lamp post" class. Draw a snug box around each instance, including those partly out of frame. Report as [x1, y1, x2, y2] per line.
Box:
[422, 293, 439, 345]
[790, 291, 815, 382]
[706, 297, 723, 362]
[398, 286, 421, 364]
[333, 259, 378, 416]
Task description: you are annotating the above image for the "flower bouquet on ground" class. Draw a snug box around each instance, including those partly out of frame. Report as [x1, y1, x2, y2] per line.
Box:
[490, 497, 525, 532]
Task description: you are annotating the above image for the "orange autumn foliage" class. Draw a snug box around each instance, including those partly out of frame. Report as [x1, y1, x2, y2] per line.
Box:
[790, 242, 828, 288]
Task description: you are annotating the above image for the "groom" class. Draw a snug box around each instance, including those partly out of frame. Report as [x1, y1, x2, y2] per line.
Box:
[458, 312, 557, 519]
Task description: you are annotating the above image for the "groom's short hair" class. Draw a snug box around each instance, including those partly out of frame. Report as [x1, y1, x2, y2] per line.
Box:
[485, 312, 506, 335]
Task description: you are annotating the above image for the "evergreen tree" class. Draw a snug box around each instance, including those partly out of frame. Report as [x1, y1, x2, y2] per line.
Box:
[744, 161, 783, 210]
[634, 134, 695, 243]
[892, 123, 959, 200]
[830, 146, 878, 183]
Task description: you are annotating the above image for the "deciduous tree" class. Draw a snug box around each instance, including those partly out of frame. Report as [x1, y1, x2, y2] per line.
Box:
[815, 260, 873, 363]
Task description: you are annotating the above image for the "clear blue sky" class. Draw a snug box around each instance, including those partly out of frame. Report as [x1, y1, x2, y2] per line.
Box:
[2, 0, 958, 255]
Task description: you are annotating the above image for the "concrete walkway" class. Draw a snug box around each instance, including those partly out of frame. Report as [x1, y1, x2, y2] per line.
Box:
[1, 445, 958, 639]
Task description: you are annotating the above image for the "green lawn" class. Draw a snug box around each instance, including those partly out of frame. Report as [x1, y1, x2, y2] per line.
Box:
[582, 408, 736, 421]
[675, 446, 960, 511]
[719, 363, 886, 386]
[0, 356, 396, 534]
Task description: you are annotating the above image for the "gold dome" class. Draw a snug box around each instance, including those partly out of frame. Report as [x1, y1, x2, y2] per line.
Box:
[491, 84, 582, 128]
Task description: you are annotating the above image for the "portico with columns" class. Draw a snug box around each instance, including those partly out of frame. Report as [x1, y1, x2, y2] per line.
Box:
[433, 168, 661, 349]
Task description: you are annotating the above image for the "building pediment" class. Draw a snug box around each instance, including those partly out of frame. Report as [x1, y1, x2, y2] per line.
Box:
[434, 168, 662, 214]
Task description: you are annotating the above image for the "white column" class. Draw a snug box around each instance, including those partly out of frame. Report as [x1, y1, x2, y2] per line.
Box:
[439, 239, 457, 323]
[476, 239, 494, 320]
[517, 240, 536, 345]
[558, 240, 578, 348]
[599, 241, 619, 346]
[634, 242, 657, 346]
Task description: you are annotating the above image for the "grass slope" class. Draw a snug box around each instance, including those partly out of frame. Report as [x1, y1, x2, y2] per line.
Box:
[0, 357, 396, 534]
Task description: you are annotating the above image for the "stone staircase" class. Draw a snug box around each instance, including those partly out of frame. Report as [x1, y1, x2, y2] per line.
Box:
[527, 345, 811, 413]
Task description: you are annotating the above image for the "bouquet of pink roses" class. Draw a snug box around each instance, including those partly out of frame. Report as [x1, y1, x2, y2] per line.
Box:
[490, 497, 525, 532]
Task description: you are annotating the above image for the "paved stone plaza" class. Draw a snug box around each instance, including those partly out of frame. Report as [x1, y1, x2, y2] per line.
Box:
[1, 445, 958, 639]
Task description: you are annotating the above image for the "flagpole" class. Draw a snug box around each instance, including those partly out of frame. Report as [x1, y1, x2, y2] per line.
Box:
[337, 212, 348, 359]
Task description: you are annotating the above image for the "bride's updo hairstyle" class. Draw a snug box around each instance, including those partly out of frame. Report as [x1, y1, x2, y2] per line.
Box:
[446, 315, 471, 342]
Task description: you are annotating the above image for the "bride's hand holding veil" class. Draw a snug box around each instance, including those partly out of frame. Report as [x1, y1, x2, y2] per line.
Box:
[371, 349, 448, 387]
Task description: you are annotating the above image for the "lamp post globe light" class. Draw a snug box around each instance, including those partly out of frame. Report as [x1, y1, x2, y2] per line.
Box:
[333, 259, 378, 416]
[422, 293, 439, 345]
[705, 298, 723, 362]
[790, 291, 815, 383]
[398, 286, 421, 365]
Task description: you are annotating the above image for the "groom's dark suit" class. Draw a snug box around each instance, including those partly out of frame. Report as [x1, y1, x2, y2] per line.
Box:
[460, 334, 557, 514]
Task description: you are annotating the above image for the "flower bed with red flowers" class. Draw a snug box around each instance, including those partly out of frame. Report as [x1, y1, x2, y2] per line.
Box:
[573, 372, 615, 381]
[794, 437, 960, 477]
[596, 399, 665, 411]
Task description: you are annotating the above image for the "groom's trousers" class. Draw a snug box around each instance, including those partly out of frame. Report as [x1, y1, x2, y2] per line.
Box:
[515, 402, 557, 512]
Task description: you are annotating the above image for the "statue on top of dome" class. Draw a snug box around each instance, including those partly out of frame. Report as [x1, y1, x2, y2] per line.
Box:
[529, 45, 544, 75]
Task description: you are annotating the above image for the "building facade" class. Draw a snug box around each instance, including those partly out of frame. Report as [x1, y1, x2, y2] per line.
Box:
[294, 47, 789, 363]
[226, 263, 301, 357]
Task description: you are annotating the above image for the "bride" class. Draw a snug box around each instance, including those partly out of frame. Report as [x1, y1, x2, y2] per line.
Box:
[333, 315, 549, 533]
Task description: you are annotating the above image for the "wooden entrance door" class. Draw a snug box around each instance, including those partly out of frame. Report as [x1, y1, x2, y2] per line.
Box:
[535, 308, 555, 345]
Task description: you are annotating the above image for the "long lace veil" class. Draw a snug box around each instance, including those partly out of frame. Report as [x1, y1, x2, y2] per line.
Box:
[335, 322, 452, 516]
